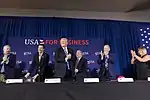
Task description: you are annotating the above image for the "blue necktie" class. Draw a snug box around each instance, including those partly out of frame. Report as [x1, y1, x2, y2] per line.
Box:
[64, 48, 70, 70]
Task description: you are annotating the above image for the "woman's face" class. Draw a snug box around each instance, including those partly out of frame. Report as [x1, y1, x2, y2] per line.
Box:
[138, 49, 143, 56]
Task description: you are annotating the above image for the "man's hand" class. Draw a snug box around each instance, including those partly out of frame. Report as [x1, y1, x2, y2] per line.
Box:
[32, 74, 39, 82]
[67, 54, 71, 59]
[2, 56, 8, 63]
[96, 69, 100, 73]
[65, 57, 68, 62]
[3, 57, 7, 62]
[65, 54, 71, 62]
[106, 55, 109, 59]
[24, 73, 30, 78]
[75, 69, 78, 73]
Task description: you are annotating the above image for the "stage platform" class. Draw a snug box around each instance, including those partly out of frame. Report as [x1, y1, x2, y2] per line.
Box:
[0, 81, 150, 100]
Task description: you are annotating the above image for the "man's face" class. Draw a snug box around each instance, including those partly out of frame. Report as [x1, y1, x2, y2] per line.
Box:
[38, 45, 44, 53]
[104, 45, 110, 53]
[76, 50, 82, 58]
[60, 38, 68, 47]
[3, 46, 11, 55]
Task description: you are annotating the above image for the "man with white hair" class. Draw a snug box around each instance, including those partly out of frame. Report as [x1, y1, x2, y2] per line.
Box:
[97, 44, 115, 81]
[73, 50, 88, 82]
[0, 45, 16, 81]
[54, 38, 76, 81]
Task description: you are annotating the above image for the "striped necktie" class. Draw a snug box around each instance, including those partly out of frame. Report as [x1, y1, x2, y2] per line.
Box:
[105, 55, 109, 69]
[64, 48, 70, 70]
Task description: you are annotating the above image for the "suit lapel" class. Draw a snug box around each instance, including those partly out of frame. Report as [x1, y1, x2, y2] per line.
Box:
[36, 53, 40, 65]
[78, 57, 83, 69]
[36, 53, 43, 65]
[75, 57, 82, 69]
[40, 53, 45, 65]
[60, 47, 66, 56]
[67, 48, 70, 54]
[7, 54, 10, 58]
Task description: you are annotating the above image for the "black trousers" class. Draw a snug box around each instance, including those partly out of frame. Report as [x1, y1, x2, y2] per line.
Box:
[99, 66, 111, 81]
[0, 72, 5, 82]
[73, 72, 86, 83]
[63, 69, 73, 81]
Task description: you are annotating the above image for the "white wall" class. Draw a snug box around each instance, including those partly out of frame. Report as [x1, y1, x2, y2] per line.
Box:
[0, 8, 150, 22]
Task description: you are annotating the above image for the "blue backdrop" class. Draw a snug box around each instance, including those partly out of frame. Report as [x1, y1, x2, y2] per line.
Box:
[1, 16, 150, 77]
[8, 37, 105, 70]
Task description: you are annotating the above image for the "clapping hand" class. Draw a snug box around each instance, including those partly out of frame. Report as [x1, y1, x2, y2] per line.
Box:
[67, 54, 71, 59]
[100, 51, 104, 60]
[65, 54, 71, 62]
[2, 56, 7, 62]
[131, 50, 136, 57]
[1, 56, 8, 64]
[131, 50, 136, 64]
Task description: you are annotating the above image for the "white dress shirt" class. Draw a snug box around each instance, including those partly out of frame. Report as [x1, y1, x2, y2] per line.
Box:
[78, 57, 82, 61]
[39, 53, 43, 62]
[75, 57, 82, 68]
[63, 47, 68, 55]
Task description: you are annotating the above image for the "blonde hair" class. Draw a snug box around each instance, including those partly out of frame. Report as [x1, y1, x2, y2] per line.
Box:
[138, 46, 147, 55]
[60, 38, 68, 42]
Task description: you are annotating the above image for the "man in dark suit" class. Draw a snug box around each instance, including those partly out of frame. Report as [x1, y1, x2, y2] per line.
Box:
[0, 45, 16, 81]
[25, 44, 49, 82]
[54, 38, 76, 81]
[73, 50, 88, 82]
[97, 45, 115, 81]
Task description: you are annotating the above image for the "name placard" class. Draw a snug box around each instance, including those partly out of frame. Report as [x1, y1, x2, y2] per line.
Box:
[117, 78, 134, 83]
[6, 79, 23, 84]
[147, 77, 150, 81]
[44, 78, 61, 84]
[84, 78, 99, 83]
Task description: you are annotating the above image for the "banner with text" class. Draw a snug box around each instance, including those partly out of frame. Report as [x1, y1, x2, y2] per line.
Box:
[8, 37, 104, 70]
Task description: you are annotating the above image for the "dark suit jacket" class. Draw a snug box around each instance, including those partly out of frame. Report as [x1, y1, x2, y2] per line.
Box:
[0, 53, 16, 78]
[97, 53, 115, 77]
[55, 47, 76, 69]
[73, 57, 88, 74]
[29, 52, 49, 76]
[73, 57, 88, 82]
[54, 47, 76, 77]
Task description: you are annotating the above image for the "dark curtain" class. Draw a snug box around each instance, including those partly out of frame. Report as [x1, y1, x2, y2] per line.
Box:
[0, 16, 149, 77]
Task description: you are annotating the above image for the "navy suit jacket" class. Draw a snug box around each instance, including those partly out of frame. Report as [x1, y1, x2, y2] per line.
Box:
[73, 57, 88, 73]
[0, 53, 16, 78]
[54, 47, 76, 70]
[54, 47, 76, 77]
[97, 53, 115, 77]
